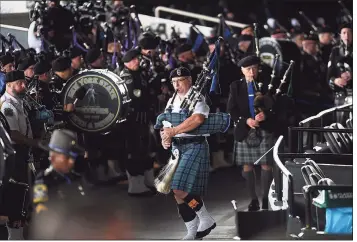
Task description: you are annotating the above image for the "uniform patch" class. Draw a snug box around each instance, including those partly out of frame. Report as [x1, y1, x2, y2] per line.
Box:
[4, 108, 13, 117]
[33, 184, 49, 204]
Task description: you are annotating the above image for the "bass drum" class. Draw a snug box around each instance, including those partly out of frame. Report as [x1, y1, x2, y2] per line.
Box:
[259, 37, 301, 79]
[62, 69, 131, 134]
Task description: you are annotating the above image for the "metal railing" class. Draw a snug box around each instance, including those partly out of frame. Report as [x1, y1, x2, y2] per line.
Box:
[273, 136, 295, 216]
[154, 6, 248, 29]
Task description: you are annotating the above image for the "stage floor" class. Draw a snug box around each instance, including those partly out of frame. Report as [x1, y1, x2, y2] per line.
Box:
[0, 167, 287, 240]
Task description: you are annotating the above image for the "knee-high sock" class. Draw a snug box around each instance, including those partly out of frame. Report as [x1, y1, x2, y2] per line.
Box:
[242, 170, 257, 200]
[261, 169, 273, 198]
[177, 203, 196, 222]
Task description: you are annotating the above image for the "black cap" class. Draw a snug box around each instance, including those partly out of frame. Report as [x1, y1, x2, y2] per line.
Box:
[17, 57, 36, 71]
[304, 33, 319, 42]
[85, 48, 101, 64]
[0, 54, 14, 67]
[169, 67, 191, 79]
[207, 36, 218, 45]
[34, 61, 52, 75]
[238, 55, 260, 68]
[238, 34, 253, 42]
[339, 22, 352, 32]
[318, 26, 333, 34]
[271, 28, 287, 35]
[122, 47, 141, 63]
[139, 34, 160, 50]
[52, 56, 71, 72]
[69, 47, 83, 59]
[39, 129, 84, 158]
[176, 43, 192, 55]
[5, 70, 25, 83]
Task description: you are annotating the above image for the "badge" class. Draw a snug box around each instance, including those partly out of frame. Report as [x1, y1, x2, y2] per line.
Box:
[35, 204, 48, 214]
[33, 184, 49, 204]
[133, 89, 141, 97]
[4, 108, 13, 117]
[177, 68, 181, 76]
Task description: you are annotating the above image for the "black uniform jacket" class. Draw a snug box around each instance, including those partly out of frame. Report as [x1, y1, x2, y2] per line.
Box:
[227, 78, 275, 142]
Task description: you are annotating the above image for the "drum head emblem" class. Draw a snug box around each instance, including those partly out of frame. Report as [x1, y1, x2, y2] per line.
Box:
[63, 73, 121, 133]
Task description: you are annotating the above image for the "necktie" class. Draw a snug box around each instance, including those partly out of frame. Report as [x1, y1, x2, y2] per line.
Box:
[247, 81, 255, 118]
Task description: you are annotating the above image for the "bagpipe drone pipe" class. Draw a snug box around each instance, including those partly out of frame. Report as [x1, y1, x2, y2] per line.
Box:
[154, 37, 231, 135]
[253, 55, 296, 135]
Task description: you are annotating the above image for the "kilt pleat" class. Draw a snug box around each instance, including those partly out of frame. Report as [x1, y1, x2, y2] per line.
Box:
[234, 130, 275, 166]
[171, 140, 210, 196]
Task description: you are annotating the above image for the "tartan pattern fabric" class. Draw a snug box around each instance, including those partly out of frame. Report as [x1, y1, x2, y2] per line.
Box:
[233, 130, 275, 166]
[154, 112, 231, 134]
[171, 139, 210, 196]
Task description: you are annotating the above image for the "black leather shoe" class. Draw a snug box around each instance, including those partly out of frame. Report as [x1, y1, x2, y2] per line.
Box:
[262, 197, 269, 210]
[248, 199, 260, 211]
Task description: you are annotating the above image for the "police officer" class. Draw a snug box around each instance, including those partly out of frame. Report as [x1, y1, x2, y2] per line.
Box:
[297, 34, 333, 117]
[85, 48, 106, 69]
[119, 48, 156, 196]
[33, 61, 53, 110]
[160, 67, 216, 239]
[17, 57, 36, 79]
[68, 47, 84, 76]
[176, 43, 202, 82]
[327, 23, 353, 108]
[227, 56, 275, 211]
[0, 70, 39, 239]
[0, 54, 15, 73]
[30, 129, 86, 239]
[318, 26, 335, 65]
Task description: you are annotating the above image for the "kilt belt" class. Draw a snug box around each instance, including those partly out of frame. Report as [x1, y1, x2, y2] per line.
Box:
[154, 112, 231, 135]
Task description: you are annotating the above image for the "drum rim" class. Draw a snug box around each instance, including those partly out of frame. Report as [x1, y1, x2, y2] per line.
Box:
[62, 71, 123, 133]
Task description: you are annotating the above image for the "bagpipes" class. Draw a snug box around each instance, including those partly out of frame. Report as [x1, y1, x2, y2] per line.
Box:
[253, 57, 295, 115]
[154, 37, 230, 194]
[154, 37, 231, 135]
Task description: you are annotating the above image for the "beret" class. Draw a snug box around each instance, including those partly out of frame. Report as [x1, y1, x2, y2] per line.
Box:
[176, 43, 192, 55]
[5, 70, 25, 83]
[207, 36, 218, 45]
[339, 22, 352, 32]
[69, 47, 83, 59]
[34, 61, 52, 75]
[241, 25, 253, 31]
[17, 57, 36, 71]
[85, 48, 101, 64]
[238, 34, 253, 42]
[271, 28, 287, 35]
[318, 26, 333, 33]
[0, 54, 14, 67]
[122, 47, 141, 63]
[52, 56, 71, 72]
[238, 55, 260, 68]
[169, 67, 191, 79]
[304, 34, 319, 42]
[139, 35, 160, 50]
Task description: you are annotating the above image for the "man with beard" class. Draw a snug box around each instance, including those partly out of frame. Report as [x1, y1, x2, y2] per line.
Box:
[119, 48, 156, 196]
[0, 70, 39, 240]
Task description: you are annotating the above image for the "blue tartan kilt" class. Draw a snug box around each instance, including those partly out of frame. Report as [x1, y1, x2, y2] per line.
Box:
[171, 139, 210, 196]
[233, 130, 275, 166]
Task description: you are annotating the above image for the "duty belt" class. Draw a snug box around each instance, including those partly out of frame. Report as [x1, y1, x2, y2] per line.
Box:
[172, 136, 206, 145]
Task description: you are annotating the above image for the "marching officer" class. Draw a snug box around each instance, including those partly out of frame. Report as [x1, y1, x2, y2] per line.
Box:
[17, 57, 36, 80]
[0, 70, 39, 239]
[85, 48, 106, 69]
[318, 26, 335, 65]
[327, 22, 353, 107]
[227, 55, 276, 211]
[176, 43, 202, 82]
[119, 48, 156, 196]
[30, 129, 86, 239]
[68, 47, 84, 75]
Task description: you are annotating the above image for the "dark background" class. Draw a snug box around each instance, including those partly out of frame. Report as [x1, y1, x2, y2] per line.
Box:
[126, 0, 353, 32]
